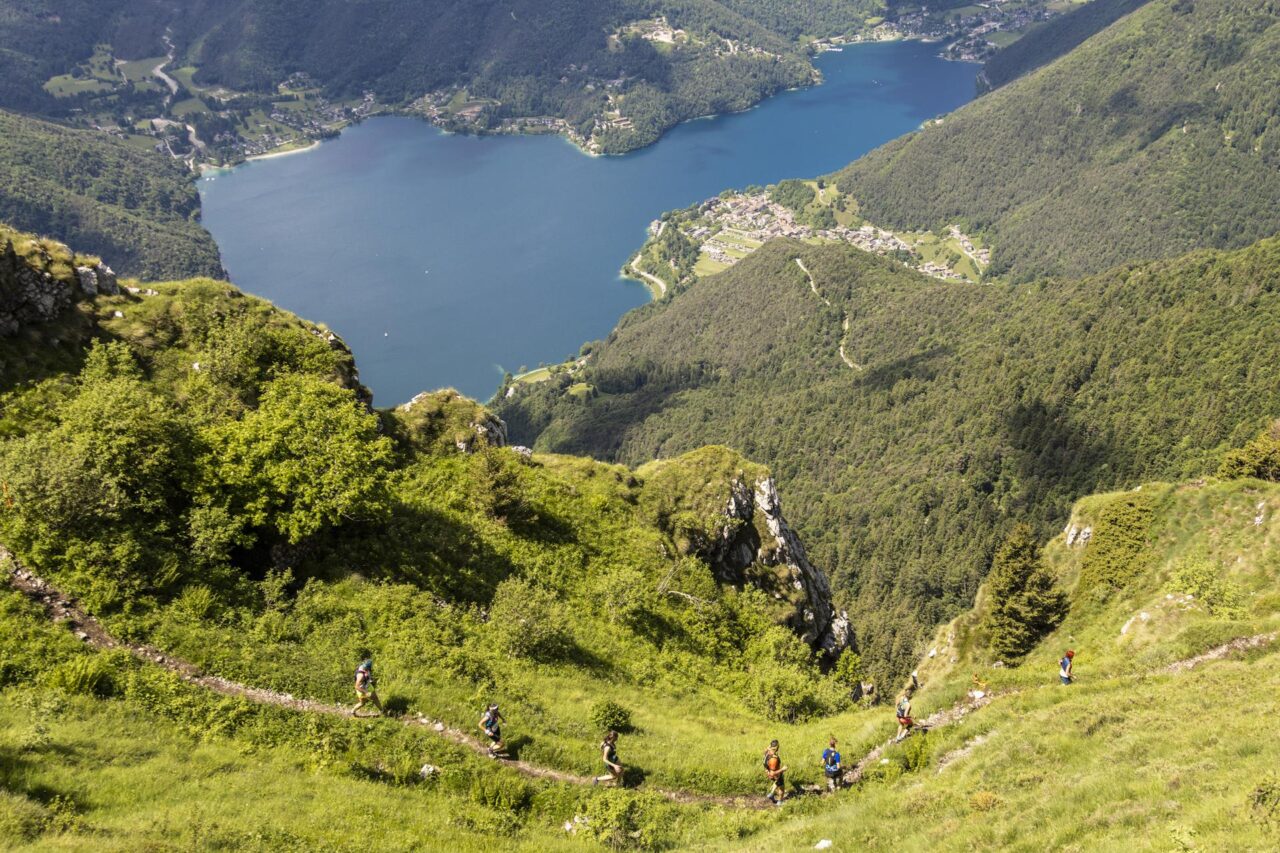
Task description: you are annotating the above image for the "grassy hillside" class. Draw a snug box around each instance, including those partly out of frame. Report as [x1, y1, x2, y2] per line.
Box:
[745, 475, 1280, 850]
[0, 110, 222, 280]
[0, 225, 871, 805]
[837, 0, 1280, 281]
[497, 235, 1280, 685]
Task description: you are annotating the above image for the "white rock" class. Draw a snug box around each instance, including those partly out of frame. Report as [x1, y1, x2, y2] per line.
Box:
[419, 764, 437, 778]
[815, 841, 834, 850]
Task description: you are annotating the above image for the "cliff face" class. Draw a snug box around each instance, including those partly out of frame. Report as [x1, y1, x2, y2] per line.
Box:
[638, 446, 853, 658]
[0, 236, 117, 336]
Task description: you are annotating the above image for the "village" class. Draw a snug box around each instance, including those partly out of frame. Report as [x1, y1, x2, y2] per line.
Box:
[658, 189, 990, 285]
[814, 0, 1064, 64]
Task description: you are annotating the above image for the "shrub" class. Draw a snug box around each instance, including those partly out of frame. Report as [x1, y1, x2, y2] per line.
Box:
[0, 791, 48, 843]
[1169, 557, 1245, 619]
[1249, 776, 1280, 828]
[1219, 420, 1280, 481]
[1076, 494, 1156, 600]
[969, 790, 1002, 812]
[589, 700, 633, 734]
[582, 791, 669, 850]
[44, 654, 121, 698]
[486, 577, 571, 661]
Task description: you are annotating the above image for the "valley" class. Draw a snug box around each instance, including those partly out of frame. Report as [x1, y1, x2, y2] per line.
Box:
[3, 0, 1280, 849]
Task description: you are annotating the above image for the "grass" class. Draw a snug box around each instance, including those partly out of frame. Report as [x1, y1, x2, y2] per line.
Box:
[739, 650, 1280, 851]
[170, 98, 210, 118]
[118, 56, 167, 83]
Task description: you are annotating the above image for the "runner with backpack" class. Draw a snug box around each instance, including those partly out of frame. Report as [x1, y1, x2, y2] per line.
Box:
[594, 730, 624, 787]
[1060, 649, 1075, 685]
[764, 739, 787, 805]
[480, 703, 507, 758]
[351, 658, 383, 718]
[894, 692, 913, 742]
[821, 737, 843, 792]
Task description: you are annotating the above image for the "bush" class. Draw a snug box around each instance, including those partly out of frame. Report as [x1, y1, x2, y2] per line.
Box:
[1249, 776, 1280, 828]
[1076, 494, 1156, 600]
[1169, 557, 1245, 619]
[44, 654, 121, 698]
[0, 791, 48, 843]
[969, 790, 1002, 812]
[582, 791, 669, 850]
[486, 577, 571, 661]
[1219, 420, 1280, 481]
[589, 700, 633, 734]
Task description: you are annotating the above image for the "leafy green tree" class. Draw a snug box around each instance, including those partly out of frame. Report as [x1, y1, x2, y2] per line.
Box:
[1218, 420, 1280, 482]
[981, 524, 1067, 660]
[0, 342, 194, 604]
[201, 374, 393, 546]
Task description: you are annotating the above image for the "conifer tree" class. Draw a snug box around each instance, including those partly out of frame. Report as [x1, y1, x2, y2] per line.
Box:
[982, 524, 1067, 660]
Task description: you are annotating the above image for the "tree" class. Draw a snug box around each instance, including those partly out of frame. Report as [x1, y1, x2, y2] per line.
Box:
[1218, 419, 1280, 482]
[0, 342, 194, 603]
[201, 374, 393, 546]
[981, 524, 1067, 660]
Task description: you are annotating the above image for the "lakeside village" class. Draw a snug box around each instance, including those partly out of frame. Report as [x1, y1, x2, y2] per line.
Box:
[814, 0, 1060, 63]
[627, 182, 991, 296]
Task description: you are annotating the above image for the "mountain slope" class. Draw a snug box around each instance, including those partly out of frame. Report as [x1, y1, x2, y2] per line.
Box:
[0, 110, 222, 280]
[498, 235, 1280, 683]
[977, 0, 1151, 92]
[837, 0, 1280, 281]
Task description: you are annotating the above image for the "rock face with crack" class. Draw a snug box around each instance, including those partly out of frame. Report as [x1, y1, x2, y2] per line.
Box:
[0, 239, 75, 335]
[637, 445, 853, 657]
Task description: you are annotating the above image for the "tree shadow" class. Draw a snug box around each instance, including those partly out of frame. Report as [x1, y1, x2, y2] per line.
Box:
[851, 346, 951, 393]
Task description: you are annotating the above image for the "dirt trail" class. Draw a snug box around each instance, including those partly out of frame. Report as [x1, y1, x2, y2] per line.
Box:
[629, 256, 668, 297]
[2, 551, 762, 808]
[795, 257, 861, 371]
[7, 549, 1276, 805]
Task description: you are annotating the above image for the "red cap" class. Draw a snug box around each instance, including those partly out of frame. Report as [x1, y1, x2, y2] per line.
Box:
[1066, 650, 1075, 659]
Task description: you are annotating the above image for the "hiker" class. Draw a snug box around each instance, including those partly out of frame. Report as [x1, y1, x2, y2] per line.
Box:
[821, 737, 843, 792]
[1060, 649, 1075, 685]
[480, 703, 507, 757]
[594, 730, 623, 787]
[764, 739, 787, 805]
[352, 658, 383, 718]
[894, 692, 913, 742]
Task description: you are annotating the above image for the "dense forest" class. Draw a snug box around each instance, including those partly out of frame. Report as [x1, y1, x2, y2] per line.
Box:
[498, 236, 1280, 684]
[838, 0, 1280, 281]
[0, 110, 222, 280]
[977, 0, 1151, 92]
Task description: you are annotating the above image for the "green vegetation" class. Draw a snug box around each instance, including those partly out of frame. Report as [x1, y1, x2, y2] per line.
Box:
[0, 109, 221, 280]
[498, 236, 1280, 685]
[978, 0, 1150, 92]
[979, 524, 1066, 660]
[837, 0, 1280, 280]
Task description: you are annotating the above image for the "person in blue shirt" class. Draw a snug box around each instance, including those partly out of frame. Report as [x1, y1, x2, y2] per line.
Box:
[821, 737, 843, 792]
[1060, 649, 1075, 685]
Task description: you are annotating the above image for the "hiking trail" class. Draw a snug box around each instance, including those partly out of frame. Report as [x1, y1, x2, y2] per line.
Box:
[7, 548, 1275, 806]
[795, 257, 861, 372]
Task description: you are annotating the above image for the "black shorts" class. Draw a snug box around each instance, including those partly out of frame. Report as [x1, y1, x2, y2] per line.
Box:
[485, 728, 501, 741]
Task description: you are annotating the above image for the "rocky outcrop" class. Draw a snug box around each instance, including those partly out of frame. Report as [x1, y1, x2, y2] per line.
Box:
[0, 239, 74, 336]
[752, 477, 853, 657]
[75, 263, 119, 296]
[395, 389, 508, 453]
[692, 471, 852, 658]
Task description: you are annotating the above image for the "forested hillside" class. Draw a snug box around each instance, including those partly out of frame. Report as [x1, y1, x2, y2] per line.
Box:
[976, 0, 1150, 92]
[838, 0, 1280, 281]
[0, 110, 221, 280]
[498, 236, 1280, 683]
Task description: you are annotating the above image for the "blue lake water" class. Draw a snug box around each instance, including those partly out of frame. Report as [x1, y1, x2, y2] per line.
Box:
[199, 42, 977, 404]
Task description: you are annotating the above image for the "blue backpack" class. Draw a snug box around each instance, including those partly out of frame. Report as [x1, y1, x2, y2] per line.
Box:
[823, 748, 841, 773]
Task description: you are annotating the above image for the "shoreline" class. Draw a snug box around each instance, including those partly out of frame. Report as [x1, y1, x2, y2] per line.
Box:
[247, 140, 323, 162]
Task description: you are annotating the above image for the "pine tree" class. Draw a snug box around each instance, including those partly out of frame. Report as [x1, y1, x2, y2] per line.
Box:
[983, 524, 1068, 660]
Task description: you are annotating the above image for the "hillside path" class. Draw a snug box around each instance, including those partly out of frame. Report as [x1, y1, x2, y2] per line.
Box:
[7, 549, 1275, 806]
[795, 257, 862, 371]
[3, 551, 765, 808]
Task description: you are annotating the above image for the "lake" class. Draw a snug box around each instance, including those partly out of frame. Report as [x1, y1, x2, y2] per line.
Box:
[199, 42, 978, 404]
